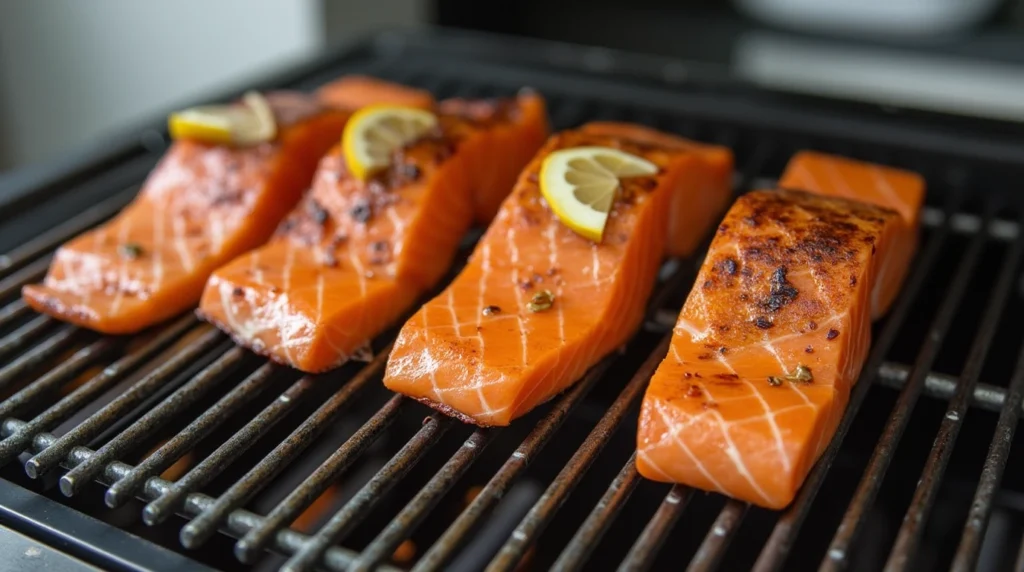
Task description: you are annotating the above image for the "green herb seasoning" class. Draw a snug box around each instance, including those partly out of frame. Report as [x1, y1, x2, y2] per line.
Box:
[527, 290, 555, 313]
[784, 364, 814, 383]
[119, 243, 144, 259]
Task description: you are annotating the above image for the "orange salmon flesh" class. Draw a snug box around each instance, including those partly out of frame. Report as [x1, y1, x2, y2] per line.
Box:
[383, 123, 733, 426]
[636, 184, 916, 509]
[22, 80, 433, 334]
[197, 93, 549, 372]
[779, 151, 925, 319]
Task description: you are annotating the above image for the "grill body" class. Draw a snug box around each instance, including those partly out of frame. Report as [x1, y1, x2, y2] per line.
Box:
[0, 29, 1023, 572]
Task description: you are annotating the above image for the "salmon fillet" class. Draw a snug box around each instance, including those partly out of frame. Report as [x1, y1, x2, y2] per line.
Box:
[316, 75, 435, 111]
[22, 80, 432, 334]
[636, 189, 905, 509]
[197, 92, 549, 373]
[779, 151, 925, 318]
[383, 124, 733, 426]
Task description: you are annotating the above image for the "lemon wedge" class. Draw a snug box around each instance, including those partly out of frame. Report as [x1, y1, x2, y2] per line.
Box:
[342, 105, 438, 181]
[539, 146, 658, 242]
[168, 91, 276, 146]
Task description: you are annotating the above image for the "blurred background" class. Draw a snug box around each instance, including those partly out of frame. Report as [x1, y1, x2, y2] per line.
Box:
[2, 0, 1024, 173]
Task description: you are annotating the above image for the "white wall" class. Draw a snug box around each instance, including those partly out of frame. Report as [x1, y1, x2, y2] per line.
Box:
[0, 0, 323, 170]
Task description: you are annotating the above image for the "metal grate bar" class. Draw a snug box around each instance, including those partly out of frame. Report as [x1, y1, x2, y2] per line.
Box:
[282, 414, 453, 572]
[0, 324, 79, 392]
[619, 484, 693, 572]
[952, 338, 1024, 569]
[0, 256, 49, 300]
[142, 374, 317, 526]
[489, 334, 673, 572]
[412, 357, 614, 572]
[0, 315, 195, 465]
[687, 500, 748, 572]
[884, 214, 1024, 570]
[554, 453, 643, 572]
[58, 346, 246, 496]
[0, 420, 395, 572]
[23, 326, 223, 478]
[349, 427, 496, 572]
[0, 338, 118, 420]
[235, 393, 405, 562]
[0, 299, 32, 329]
[0, 314, 50, 360]
[105, 361, 279, 508]
[753, 193, 960, 572]
[875, 363, 1018, 414]
[179, 348, 393, 549]
[0, 187, 136, 277]
[821, 205, 991, 571]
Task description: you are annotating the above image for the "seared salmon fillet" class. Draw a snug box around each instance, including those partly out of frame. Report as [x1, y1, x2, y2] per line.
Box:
[636, 189, 906, 509]
[383, 124, 733, 426]
[779, 151, 925, 318]
[197, 92, 549, 372]
[22, 80, 432, 334]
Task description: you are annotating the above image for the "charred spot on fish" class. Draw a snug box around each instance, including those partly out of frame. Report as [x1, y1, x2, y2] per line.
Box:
[482, 305, 501, 316]
[718, 258, 738, 276]
[349, 200, 372, 223]
[850, 275, 858, 286]
[308, 200, 329, 225]
[738, 293, 749, 302]
[686, 385, 703, 398]
[759, 266, 799, 313]
[231, 287, 245, 298]
[805, 345, 814, 353]
[754, 316, 773, 329]
[827, 328, 840, 340]
[808, 320, 818, 331]
[702, 280, 714, 290]
[719, 346, 728, 355]
[398, 162, 421, 181]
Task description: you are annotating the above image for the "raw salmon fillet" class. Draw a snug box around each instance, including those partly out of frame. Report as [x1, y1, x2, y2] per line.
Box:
[316, 75, 435, 111]
[779, 151, 925, 318]
[383, 124, 733, 426]
[197, 92, 549, 372]
[23, 80, 432, 334]
[636, 189, 906, 509]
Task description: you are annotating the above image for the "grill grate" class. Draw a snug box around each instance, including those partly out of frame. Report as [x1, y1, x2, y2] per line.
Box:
[1, 29, 1023, 572]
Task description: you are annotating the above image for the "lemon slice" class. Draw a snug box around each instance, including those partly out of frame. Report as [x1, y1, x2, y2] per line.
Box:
[342, 105, 438, 181]
[539, 146, 658, 242]
[168, 91, 276, 146]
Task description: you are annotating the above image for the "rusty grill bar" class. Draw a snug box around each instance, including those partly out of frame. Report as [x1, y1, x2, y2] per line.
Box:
[1, 30, 1023, 572]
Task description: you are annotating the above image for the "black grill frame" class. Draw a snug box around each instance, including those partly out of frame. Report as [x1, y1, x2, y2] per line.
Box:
[0, 28, 1022, 572]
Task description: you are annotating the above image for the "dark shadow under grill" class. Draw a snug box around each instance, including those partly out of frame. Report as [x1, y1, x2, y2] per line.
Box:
[0, 29, 1023, 572]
